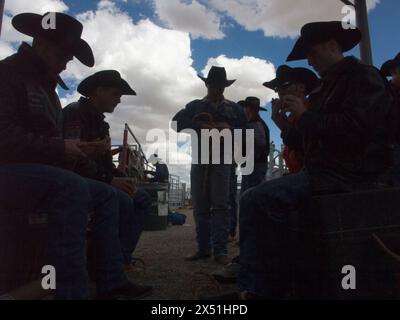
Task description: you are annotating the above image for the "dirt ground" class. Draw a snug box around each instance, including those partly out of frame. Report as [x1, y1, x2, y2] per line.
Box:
[128, 208, 240, 300]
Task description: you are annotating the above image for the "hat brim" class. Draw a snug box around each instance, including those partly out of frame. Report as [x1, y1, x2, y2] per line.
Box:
[286, 28, 362, 62]
[12, 13, 94, 67]
[263, 69, 318, 95]
[78, 76, 136, 96]
[198, 75, 236, 87]
[263, 78, 278, 90]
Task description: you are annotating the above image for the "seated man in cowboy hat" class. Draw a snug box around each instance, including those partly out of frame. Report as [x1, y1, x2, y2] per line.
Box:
[229, 21, 396, 299]
[63, 70, 153, 278]
[381, 53, 400, 186]
[0, 12, 150, 300]
[264, 65, 319, 174]
[172, 66, 247, 265]
[146, 154, 169, 183]
[240, 97, 270, 192]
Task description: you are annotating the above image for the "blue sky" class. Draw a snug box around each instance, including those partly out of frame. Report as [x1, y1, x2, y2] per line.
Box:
[64, 0, 400, 146]
[1, 0, 399, 181]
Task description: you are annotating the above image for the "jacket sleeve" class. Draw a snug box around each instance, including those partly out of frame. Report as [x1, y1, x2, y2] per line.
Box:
[0, 69, 65, 163]
[172, 102, 203, 132]
[296, 67, 392, 142]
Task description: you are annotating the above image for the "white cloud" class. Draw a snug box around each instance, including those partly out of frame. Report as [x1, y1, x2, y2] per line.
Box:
[0, 0, 277, 182]
[153, 0, 224, 40]
[209, 0, 380, 38]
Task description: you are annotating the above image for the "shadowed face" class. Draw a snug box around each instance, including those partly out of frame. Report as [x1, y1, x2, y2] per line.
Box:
[93, 87, 123, 113]
[33, 37, 74, 76]
[206, 83, 225, 101]
[277, 82, 306, 99]
[306, 40, 343, 75]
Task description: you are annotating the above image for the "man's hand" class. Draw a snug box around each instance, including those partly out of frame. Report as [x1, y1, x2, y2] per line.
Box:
[271, 99, 291, 131]
[78, 137, 111, 159]
[111, 177, 137, 196]
[281, 95, 307, 118]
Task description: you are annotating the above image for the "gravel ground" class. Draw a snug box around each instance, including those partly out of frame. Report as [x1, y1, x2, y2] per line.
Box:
[128, 208, 240, 300]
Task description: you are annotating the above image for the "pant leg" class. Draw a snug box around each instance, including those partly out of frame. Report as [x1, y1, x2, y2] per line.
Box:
[117, 188, 151, 264]
[86, 179, 128, 294]
[0, 163, 90, 300]
[190, 164, 211, 254]
[228, 165, 238, 237]
[209, 164, 231, 257]
[238, 171, 311, 298]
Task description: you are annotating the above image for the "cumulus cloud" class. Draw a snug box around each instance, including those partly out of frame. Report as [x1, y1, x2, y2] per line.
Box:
[153, 0, 224, 40]
[209, 0, 380, 38]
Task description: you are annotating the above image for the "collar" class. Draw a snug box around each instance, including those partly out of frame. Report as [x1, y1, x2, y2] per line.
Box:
[15, 42, 69, 90]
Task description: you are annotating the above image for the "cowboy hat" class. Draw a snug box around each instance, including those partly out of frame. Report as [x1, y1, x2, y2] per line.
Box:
[78, 70, 136, 96]
[263, 65, 319, 95]
[198, 66, 236, 87]
[12, 12, 94, 67]
[286, 21, 362, 62]
[381, 53, 400, 77]
[242, 96, 267, 112]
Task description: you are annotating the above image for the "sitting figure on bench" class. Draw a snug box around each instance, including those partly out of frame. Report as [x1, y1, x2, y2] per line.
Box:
[0, 12, 151, 299]
[63, 70, 152, 274]
[215, 21, 397, 300]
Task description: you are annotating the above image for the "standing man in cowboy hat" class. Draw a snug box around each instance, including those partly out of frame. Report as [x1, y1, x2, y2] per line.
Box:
[240, 96, 270, 192]
[381, 53, 400, 186]
[264, 65, 319, 174]
[0, 12, 151, 300]
[63, 70, 153, 283]
[172, 66, 247, 265]
[228, 21, 397, 299]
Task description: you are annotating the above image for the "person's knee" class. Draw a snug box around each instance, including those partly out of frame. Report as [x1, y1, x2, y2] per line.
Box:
[56, 170, 90, 199]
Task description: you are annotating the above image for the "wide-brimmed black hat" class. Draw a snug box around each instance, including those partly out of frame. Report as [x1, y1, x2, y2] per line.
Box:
[263, 65, 319, 95]
[78, 70, 136, 96]
[198, 66, 236, 87]
[381, 53, 400, 77]
[287, 21, 362, 62]
[242, 97, 267, 112]
[12, 12, 94, 67]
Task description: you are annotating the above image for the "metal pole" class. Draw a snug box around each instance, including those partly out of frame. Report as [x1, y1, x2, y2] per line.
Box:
[0, 0, 5, 39]
[355, 0, 373, 64]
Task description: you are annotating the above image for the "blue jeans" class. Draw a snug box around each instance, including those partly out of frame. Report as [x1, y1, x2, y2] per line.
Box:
[240, 162, 268, 194]
[238, 171, 311, 298]
[117, 188, 151, 264]
[229, 165, 238, 237]
[0, 163, 128, 299]
[191, 164, 231, 256]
